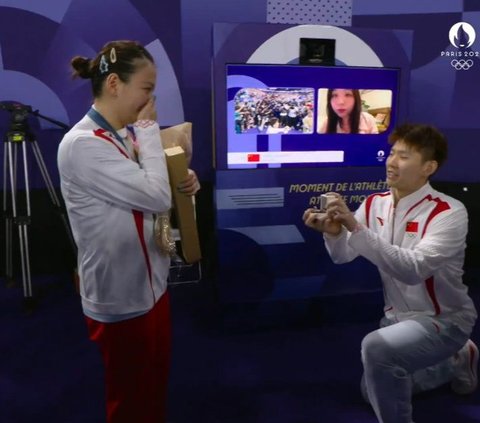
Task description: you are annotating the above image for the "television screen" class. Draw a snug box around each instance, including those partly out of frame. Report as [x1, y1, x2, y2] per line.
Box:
[223, 64, 401, 169]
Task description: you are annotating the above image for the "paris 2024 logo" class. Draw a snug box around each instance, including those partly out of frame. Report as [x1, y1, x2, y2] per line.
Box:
[441, 22, 478, 70]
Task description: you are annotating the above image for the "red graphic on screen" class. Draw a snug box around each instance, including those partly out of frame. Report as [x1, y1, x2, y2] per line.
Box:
[247, 154, 260, 162]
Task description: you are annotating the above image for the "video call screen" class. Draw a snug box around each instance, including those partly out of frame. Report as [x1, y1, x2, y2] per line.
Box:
[225, 64, 400, 169]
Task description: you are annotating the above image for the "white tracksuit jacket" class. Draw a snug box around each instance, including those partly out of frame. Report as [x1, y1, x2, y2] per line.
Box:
[57, 114, 171, 319]
[324, 182, 477, 333]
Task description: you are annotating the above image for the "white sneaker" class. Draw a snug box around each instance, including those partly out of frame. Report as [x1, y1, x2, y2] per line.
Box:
[451, 339, 479, 395]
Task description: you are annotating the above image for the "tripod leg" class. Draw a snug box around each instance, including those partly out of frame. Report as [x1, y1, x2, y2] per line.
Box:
[19, 141, 34, 300]
[18, 221, 36, 313]
[3, 142, 15, 287]
[6, 141, 34, 301]
[31, 140, 77, 255]
[17, 223, 33, 297]
[4, 216, 14, 287]
[31, 140, 59, 207]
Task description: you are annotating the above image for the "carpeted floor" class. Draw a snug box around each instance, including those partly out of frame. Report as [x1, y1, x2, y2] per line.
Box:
[1, 273, 479, 423]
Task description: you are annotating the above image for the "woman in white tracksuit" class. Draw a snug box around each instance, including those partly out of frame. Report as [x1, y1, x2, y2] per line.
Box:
[303, 124, 477, 423]
[58, 40, 199, 423]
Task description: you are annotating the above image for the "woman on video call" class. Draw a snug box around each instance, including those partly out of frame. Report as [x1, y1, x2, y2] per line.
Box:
[319, 88, 378, 134]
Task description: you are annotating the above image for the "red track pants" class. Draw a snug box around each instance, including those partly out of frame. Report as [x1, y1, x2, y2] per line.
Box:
[86, 292, 171, 423]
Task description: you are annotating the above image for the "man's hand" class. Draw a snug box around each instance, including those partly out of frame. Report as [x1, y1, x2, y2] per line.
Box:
[325, 194, 358, 232]
[302, 208, 342, 236]
[178, 169, 200, 196]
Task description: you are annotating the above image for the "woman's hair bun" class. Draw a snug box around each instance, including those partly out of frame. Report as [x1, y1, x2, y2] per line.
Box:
[71, 56, 93, 79]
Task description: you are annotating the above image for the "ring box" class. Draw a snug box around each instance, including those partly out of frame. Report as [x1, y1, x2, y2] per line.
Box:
[320, 193, 335, 211]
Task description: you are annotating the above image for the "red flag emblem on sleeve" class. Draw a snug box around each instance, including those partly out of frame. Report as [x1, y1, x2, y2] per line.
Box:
[247, 153, 260, 162]
[406, 221, 418, 233]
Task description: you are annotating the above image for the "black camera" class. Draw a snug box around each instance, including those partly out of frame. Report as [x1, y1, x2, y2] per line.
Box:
[11, 105, 30, 122]
[299, 38, 336, 66]
[1, 102, 32, 132]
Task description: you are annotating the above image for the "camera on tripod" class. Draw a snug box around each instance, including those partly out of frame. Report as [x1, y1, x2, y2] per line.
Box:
[1, 102, 32, 134]
[2, 101, 76, 309]
[10, 104, 31, 126]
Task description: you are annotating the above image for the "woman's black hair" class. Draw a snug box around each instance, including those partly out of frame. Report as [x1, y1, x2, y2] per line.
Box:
[70, 40, 154, 97]
[325, 89, 362, 134]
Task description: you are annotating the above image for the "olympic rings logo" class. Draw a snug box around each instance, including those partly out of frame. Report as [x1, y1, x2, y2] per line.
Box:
[451, 59, 474, 70]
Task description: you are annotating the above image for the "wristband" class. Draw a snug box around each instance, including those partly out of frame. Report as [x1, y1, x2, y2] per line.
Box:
[134, 119, 156, 128]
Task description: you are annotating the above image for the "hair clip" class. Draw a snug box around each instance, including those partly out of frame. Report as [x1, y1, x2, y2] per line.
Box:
[99, 54, 109, 74]
[110, 47, 117, 64]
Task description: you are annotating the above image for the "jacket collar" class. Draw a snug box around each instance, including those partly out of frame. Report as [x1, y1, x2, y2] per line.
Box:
[391, 182, 433, 213]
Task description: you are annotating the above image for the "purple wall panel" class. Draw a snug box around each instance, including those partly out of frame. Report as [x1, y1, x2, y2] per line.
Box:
[0, 0, 183, 188]
[1, 1, 480, 186]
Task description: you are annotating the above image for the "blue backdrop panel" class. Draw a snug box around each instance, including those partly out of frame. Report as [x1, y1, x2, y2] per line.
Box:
[352, 8, 480, 183]
[212, 23, 413, 303]
[0, 1, 183, 189]
[215, 168, 386, 303]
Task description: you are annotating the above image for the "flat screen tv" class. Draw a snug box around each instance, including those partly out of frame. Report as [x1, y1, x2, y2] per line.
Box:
[219, 63, 402, 169]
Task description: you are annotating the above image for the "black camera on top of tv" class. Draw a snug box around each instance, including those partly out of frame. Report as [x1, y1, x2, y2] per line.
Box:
[299, 38, 336, 66]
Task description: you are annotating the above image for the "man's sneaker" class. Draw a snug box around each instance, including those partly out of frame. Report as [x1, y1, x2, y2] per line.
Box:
[451, 339, 479, 395]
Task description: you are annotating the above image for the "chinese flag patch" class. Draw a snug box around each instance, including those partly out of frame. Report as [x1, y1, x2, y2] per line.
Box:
[406, 221, 418, 233]
[247, 153, 260, 162]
